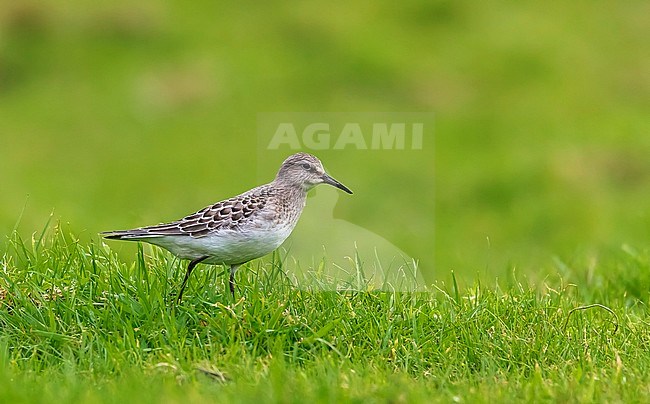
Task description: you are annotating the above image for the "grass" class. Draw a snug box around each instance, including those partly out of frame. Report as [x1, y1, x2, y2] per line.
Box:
[1, 225, 649, 403]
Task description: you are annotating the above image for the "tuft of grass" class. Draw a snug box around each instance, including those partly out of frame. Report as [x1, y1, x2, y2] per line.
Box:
[1, 225, 650, 403]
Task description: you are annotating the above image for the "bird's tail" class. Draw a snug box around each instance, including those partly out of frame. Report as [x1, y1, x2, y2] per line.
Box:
[101, 229, 152, 240]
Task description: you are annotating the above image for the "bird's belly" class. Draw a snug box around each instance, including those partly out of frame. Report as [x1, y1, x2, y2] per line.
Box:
[151, 225, 294, 265]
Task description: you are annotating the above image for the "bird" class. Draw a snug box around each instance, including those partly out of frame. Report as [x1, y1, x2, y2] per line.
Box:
[101, 152, 353, 302]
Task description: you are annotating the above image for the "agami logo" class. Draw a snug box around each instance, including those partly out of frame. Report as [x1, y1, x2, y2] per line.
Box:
[267, 122, 424, 150]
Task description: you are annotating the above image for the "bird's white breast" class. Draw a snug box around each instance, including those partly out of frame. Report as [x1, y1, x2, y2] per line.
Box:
[148, 222, 295, 265]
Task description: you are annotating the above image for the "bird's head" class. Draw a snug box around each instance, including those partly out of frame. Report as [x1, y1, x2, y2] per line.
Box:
[275, 152, 353, 194]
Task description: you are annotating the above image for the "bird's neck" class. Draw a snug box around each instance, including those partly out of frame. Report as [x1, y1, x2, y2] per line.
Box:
[271, 178, 312, 195]
[267, 180, 308, 224]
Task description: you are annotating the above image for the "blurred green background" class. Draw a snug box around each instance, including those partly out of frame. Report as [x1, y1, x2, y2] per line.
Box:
[1, 0, 648, 285]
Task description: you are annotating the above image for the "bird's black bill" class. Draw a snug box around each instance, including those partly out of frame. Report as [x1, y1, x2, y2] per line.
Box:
[322, 173, 353, 194]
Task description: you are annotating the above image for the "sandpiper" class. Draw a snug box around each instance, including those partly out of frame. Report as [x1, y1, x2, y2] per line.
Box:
[102, 152, 353, 302]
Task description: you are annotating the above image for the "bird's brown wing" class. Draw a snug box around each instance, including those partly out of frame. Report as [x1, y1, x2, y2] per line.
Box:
[102, 186, 272, 239]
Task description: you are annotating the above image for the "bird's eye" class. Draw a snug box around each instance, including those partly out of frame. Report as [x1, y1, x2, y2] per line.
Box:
[301, 163, 311, 170]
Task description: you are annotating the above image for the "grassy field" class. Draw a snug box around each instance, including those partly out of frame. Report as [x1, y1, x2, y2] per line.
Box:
[1, 227, 650, 402]
[1, 0, 649, 402]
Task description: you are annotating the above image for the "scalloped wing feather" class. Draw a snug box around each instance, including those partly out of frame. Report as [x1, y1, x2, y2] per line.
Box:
[103, 187, 273, 239]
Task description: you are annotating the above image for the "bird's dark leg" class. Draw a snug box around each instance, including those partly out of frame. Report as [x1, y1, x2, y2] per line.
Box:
[177, 256, 209, 304]
[229, 264, 241, 297]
